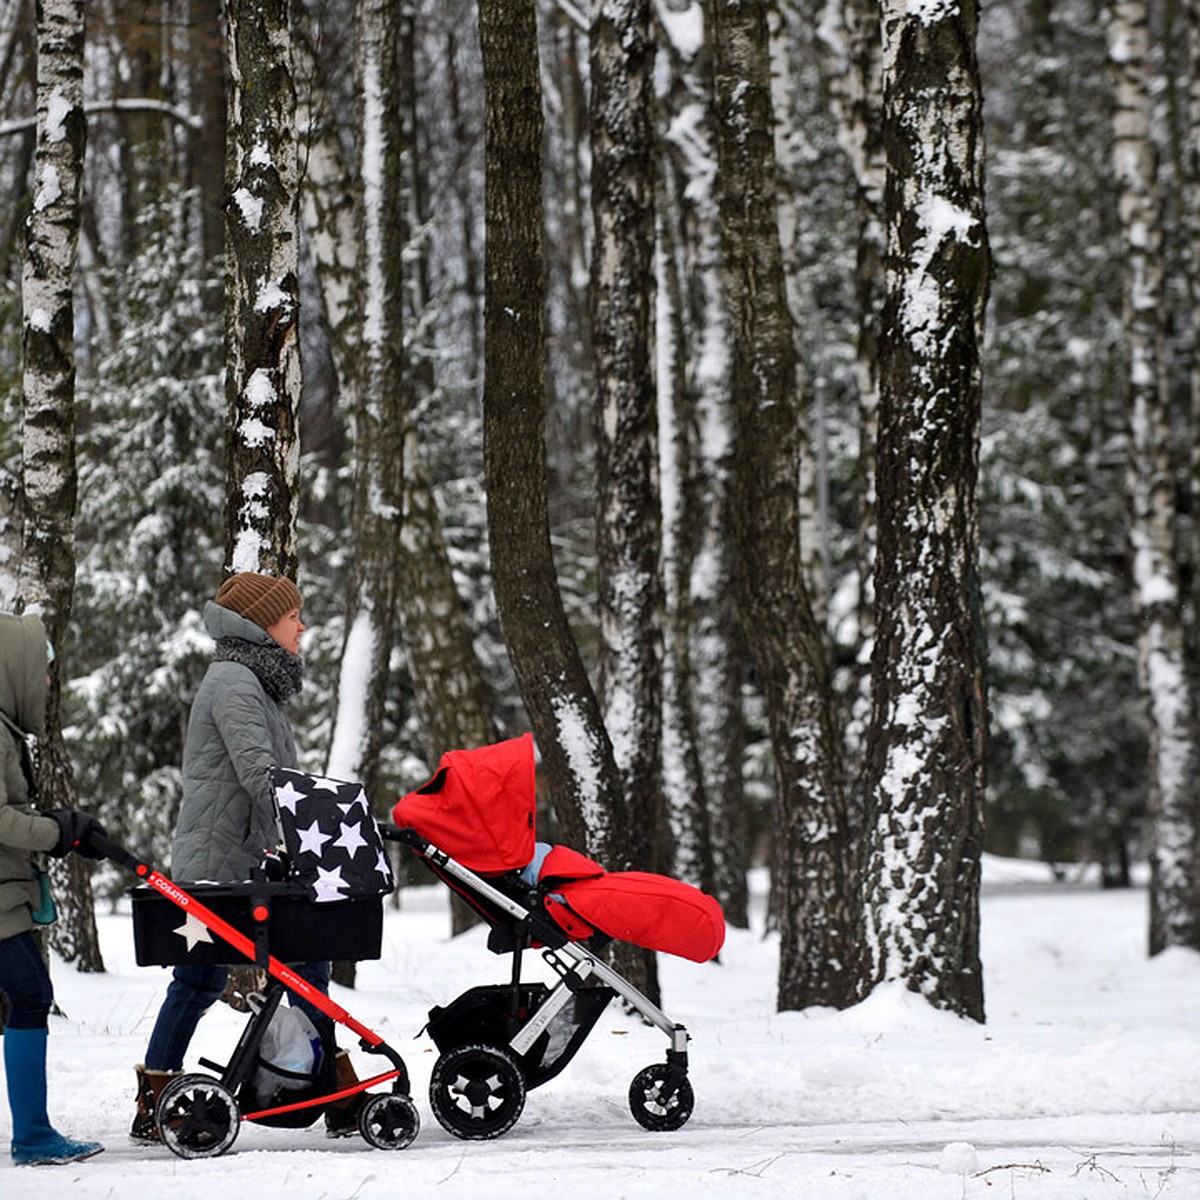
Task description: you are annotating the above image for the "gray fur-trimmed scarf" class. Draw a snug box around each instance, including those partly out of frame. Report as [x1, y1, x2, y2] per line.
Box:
[214, 637, 303, 702]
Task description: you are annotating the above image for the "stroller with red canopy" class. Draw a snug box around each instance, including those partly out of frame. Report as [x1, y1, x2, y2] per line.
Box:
[386, 733, 725, 1140]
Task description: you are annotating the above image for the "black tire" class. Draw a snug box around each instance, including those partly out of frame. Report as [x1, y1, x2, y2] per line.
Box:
[157, 1073, 241, 1159]
[628, 1063, 694, 1132]
[357, 1093, 420, 1150]
[428, 1042, 526, 1140]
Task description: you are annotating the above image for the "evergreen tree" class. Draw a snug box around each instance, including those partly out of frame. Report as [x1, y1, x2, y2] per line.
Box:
[71, 188, 225, 898]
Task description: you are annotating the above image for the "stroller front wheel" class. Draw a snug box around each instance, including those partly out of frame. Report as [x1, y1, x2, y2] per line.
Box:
[157, 1073, 241, 1158]
[628, 1063, 694, 1132]
[358, 1093, 420, 1150]
[429, 1042, 526, 1140]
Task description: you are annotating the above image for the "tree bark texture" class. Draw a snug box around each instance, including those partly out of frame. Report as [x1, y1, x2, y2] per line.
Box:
[863, 0, 990, 1020]
[21, 0, 102, 972]
[1107, 0, 1199, 954]
[478, 0, 625, 852]
[657, 5, 747, 922]
[223, 0, 301, 578]
[710, 0, 860, 1009]
[590, 0, 662, 870]
[590, 0, 664, 999]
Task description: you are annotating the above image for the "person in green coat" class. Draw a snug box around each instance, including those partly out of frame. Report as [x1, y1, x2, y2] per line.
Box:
[0, 611, 107, 1166]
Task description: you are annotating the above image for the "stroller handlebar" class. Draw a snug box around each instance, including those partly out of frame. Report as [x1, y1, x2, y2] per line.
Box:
[84, 829, 144, 873]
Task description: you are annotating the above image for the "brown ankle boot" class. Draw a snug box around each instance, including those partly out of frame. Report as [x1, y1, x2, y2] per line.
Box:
[324, 1050, 368, 1139]
[130, 1064, 180, 1143]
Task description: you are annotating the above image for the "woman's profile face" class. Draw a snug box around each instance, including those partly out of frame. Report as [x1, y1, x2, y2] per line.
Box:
[265, 607, 305, 655]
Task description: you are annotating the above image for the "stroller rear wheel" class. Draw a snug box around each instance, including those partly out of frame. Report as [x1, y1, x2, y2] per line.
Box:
[357, 1093, 420, 1150]
[628, 1063, 694, 1132]
[429, 1042, 526, 1140]
[157, 1073, 241, 1158]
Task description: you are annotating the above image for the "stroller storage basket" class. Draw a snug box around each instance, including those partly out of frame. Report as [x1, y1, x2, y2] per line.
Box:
[426, 981, 614, 1090]
[131, 880, 384, 967]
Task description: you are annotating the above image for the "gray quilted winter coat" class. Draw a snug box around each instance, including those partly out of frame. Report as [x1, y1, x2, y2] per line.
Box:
[0, 613, 60, 942]
[171, 602, 298, 882]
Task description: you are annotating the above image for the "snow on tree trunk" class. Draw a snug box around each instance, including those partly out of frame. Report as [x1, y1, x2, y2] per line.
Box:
[812, 0, 886, 695]
[590, 0, 661, 868]
[222, 0, 301, 577]
[863, 0, 989, 1021]
[477, 0, 624, 853]
[21, 0, 102, 972]
[657, 2, 747, 923]
[711, 0, 860, 1010]
[323, 0, 406, 805]
[1107, 0, 1199, 954]
[295, 1, 495, 786]
[590, 0, 664, 1000]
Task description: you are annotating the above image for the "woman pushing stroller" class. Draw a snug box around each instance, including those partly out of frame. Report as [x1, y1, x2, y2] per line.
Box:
[0, 612, 106, 1166]
[132, 572, 374, 1142]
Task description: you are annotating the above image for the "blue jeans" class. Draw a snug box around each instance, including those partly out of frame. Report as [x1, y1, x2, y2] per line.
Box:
[144, 959, 334, 1071]
[0, 932, 54, 1030]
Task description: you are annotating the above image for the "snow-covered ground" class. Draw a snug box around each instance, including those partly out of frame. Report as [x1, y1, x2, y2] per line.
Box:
[3, 857, 1198, 1199]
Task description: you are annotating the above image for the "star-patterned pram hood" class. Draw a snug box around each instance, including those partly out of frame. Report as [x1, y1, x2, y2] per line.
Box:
[270, 767, 396, 903]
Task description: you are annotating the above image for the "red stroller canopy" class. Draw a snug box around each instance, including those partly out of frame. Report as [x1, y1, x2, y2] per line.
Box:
[392, 733, 536, 873]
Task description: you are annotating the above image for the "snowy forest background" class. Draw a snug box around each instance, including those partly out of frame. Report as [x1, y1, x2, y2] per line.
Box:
[0, 0, 1194, 1021]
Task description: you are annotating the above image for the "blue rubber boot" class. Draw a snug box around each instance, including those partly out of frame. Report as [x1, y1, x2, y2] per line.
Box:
[4, 1027, 103, 1166]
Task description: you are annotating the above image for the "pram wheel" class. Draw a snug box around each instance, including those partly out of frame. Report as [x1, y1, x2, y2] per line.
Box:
[628, 1063, 694, 1132]
[358, 1093, 420, 1150]
[157, 1073, 241, 1158]
[429, 1042, 526, 1140]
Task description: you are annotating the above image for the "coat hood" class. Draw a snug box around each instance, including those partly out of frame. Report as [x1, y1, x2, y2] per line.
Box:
[203, 599, 275, 645]
[0, 612, 48, 736]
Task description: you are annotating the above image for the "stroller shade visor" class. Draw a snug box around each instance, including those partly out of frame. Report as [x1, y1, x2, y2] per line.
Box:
[393, 733, 536, 874]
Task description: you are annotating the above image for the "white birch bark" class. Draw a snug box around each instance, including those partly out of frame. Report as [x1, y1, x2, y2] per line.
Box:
[591, 0, 662, 875]
[657, 0, 747, 922]
[223, 0, 302, 577]
[1108, 0, 1198, 954]
[20, 0, 102, 971]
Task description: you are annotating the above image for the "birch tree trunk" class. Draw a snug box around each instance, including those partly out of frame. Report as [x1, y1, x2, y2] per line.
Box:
[294, 0, 495, 779]
[811, 0, 885, 680]
[21, 0, 101, 972]
[657, 1, 747, 924]
[1108, 0, 1198, 954]
[711, 0, 859, 1009]
[478, 0, 624, 852]
[590, 0, 663, 999]
[592, 0, 661, 870]
[862, 0, 990, 1020]
[324, 0, 406, 807]
[223, 0, 301, 577]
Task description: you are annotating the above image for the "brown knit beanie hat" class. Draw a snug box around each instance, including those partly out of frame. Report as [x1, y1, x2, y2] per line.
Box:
[214, 572, 302, 630]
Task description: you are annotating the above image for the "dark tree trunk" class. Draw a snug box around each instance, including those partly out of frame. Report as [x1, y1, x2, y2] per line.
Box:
[477, 0, 625, 851]
[862, 0, 990, 1021]
[710, 0, 861, 1010]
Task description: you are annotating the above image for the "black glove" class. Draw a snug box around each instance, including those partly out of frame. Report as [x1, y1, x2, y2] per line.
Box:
[48, 809, 107, 859]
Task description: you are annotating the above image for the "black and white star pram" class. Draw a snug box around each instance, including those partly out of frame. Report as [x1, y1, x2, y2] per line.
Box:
[99, 767, 418, 1159]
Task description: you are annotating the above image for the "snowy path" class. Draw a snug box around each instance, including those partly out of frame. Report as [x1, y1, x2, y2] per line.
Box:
[3, 869, 1200, 1198]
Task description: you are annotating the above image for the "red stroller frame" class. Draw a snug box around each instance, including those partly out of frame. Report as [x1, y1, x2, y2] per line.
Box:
[98, 833, 420, 1159]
